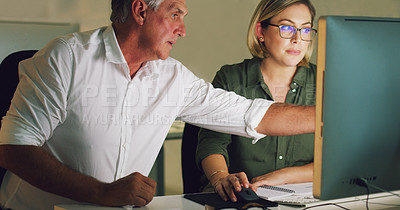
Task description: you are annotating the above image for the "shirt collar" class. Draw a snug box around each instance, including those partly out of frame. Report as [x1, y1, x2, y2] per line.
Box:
[137, 61, 160, 81]
[103, 25, 126, 64]
[246, 57, 309, 88]
[291, 65, 308, 87]
[102, 25, 160, 80]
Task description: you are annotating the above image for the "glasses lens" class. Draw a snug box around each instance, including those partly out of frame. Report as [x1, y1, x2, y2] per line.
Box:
[279, 25, 295, 39]
[301, 28, 315, 41]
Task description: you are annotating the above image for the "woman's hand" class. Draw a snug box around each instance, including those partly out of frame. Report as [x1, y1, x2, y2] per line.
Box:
[201, 155, 258, 202]
[251, 168, 290, 188]
[251, 163, 314, 188]
[211, 172, 254, 202]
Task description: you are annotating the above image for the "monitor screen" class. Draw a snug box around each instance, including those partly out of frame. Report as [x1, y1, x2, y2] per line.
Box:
[314, 16, 400, 200]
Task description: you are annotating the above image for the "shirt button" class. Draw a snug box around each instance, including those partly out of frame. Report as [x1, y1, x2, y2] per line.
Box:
[292, 89, 296, 93]
[279, 155, 283, 160]
[293, 82, 297, 86]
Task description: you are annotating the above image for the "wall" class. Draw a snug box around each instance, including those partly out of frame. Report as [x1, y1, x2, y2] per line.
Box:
[1, 0, 399, 81]
[0, 0, 111, 31]
[171, 0, 400, 82]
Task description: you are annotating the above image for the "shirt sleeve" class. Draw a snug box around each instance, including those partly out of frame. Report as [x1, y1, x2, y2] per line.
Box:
[196, 127, 232, 169]
[177, 64, 275, 142]
[0, 38, 72, 146]
[195, 67, 262, 168]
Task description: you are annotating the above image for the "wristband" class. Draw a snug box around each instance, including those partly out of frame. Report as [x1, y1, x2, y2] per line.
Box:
[209, 170, 228, 180]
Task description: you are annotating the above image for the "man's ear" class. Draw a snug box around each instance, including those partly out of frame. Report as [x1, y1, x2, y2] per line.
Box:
[132, 0, 148, 25]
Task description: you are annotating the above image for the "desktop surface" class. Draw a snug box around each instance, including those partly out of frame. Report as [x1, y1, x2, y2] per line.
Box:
[55, 195, 204, 210]
[55, 191, 400, 210]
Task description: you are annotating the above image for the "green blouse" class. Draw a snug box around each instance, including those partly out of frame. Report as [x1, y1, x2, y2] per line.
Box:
[196, 57, 316, 180]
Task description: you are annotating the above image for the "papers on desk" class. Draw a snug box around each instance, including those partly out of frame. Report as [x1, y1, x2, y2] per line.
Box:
[256, 182, 313, 200]
[255, 182, 325, 207]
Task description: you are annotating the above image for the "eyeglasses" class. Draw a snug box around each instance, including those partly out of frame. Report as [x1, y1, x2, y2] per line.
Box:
[265, 23, 317, 41]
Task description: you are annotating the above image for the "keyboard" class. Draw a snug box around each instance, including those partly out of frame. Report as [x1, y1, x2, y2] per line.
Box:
[272, 195, 321, 207]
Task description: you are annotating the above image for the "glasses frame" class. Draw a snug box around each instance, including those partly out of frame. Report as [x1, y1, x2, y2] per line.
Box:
[266, 23, 317, 41]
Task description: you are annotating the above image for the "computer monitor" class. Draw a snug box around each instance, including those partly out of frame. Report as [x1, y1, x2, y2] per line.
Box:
[314, 16, 400, 200]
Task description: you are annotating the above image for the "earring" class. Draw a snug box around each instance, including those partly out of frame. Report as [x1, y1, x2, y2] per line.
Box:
[259, 36, 264, 41]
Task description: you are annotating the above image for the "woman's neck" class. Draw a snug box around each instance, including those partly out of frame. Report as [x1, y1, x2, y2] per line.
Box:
[260, 58, 297, 86]
[260, 58, 297, 102]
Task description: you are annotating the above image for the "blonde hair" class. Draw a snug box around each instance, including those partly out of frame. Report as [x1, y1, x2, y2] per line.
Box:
[247, 0, 316, 66]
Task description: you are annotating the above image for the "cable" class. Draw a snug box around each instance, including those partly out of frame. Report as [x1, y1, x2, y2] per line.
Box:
[355, 178, 370, 210]
[303, 203, 350, 210]
[364, 184, 370, 210]
[364, 181, 400, 198]
[306, 178, 400, 210]
[356, 177, 400, 210]
[354, 197, 400, 208]
[357, 177, 400, 197]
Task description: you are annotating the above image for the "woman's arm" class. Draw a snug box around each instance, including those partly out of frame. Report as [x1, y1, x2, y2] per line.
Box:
[251, 163, 314, 188]
[201, 154, 251, 202]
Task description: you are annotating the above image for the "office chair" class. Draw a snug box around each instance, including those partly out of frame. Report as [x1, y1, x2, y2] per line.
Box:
[0, 50, 38, 186]
[181, 123, 204, 194]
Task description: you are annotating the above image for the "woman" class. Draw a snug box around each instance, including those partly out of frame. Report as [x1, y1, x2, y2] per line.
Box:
[195, 0, 317, 202]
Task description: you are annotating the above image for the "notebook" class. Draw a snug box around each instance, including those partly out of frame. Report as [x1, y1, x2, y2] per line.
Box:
[257, 182, 400, 207]
[256, 182, 313, 200]
[255, 182, 325, 206]
[256, 182, 360, 207]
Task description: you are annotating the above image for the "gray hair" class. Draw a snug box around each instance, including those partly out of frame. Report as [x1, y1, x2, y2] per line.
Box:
[110, 0, 165, 23]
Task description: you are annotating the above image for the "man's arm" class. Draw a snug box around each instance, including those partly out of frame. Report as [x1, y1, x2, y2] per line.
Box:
[255, 103, 315, 136]
[0, 145, 156, 207]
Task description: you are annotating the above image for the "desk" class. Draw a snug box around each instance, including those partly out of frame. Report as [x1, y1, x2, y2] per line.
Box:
[55, 192, 400, 210]
[55, 195, 203, 210]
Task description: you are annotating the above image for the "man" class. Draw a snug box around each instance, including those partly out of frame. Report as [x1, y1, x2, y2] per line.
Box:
[0, 0, 314, 209]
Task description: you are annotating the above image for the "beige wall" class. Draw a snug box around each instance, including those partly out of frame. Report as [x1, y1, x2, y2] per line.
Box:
[171, 0, 400, 82]
[1, 0, 399, 81]
[0, 0, 111, 31]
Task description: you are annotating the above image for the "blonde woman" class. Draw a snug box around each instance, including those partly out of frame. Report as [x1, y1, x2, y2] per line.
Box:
[196, 0, 317, 202]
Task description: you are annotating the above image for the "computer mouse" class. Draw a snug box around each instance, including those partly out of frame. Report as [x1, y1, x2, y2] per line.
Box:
[234, 186, 259, 203]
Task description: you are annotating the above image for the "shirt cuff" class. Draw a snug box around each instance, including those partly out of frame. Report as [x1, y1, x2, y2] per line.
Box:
[244, 98, 276, 144]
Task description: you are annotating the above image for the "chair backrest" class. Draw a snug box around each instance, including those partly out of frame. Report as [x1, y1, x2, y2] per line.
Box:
[0, 50, 38, 185]
[181, 123, 204, 194]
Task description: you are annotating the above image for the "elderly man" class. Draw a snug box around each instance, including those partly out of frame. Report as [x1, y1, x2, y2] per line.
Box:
[0, 0, 314, 209]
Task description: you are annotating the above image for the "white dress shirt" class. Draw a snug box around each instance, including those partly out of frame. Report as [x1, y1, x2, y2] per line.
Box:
[0, 25, 274, 209]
